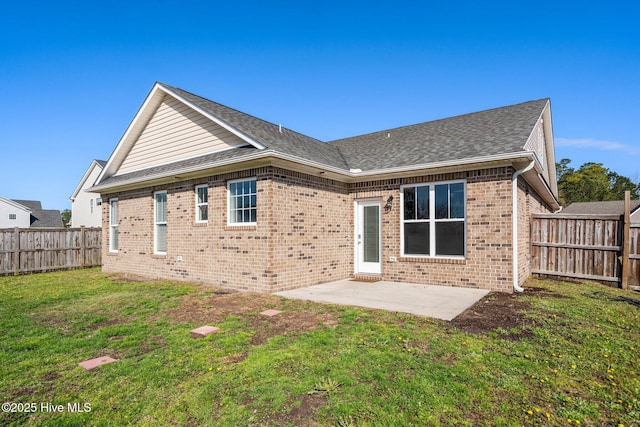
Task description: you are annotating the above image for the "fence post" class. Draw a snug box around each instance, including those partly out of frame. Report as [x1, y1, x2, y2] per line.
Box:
[13, 227, 20, 275]
[621, 191, 631, 290]
[80, 226, 86, 268]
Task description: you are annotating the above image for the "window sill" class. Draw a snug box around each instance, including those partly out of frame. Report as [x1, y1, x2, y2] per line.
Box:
[194, 222, 208, 227]
[225, 225, 257, 231]
[399, 256, 466, 265]
[152, 253, 167, 259]
[107, 251, 118, 256]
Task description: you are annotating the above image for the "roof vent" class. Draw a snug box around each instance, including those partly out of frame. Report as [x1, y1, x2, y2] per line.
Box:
[278, 124, 283, 133]
[387, 133, 391, 138]
[349, 168, 362, 173]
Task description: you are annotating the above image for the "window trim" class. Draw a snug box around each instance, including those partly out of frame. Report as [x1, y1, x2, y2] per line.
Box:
[400, 179, 467, 259]
[9, 213, 17, 220]
[195, 184, 209, 224]
[227, 178, 257, 226]
[109, 198, 118, 253]
[154, 191, 167, 255]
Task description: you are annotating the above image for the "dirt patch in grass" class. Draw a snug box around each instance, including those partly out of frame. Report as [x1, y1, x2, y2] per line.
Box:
[157, 288, 339, 346]
[450, 292, 535, 339]
[157, 291, 283, 325]
[263, 393, 328, 427]
[248, 310, 337, 346]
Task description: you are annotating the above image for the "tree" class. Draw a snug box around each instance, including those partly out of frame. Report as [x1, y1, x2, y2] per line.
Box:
[556, 159, 640, 205]
[61, 209, 71, 228]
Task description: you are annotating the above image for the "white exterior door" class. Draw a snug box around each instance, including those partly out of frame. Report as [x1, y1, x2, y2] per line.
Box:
[355, 200, 382, 275]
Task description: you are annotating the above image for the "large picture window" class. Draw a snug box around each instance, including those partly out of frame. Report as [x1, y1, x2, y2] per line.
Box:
[401, 181, 465, 257]
[109, 198, 118, 252]
[195, 184, 208, 223]
[154, 191, 167, 254]
[227, 178, 256, 225]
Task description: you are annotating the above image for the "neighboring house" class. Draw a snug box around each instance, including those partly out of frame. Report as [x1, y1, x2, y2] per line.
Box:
[70, 159, 107, 227]
[0, 196, 32, 228]
[91, 82, 559, 293]
[561, 200, 640, 223]
[0, 197, 63, 228]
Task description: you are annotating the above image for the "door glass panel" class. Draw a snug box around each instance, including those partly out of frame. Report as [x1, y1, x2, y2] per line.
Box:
[363, 205, 379, 263]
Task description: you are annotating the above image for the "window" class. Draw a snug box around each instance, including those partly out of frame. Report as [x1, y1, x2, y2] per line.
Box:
[90, 199, 94, 214]
[227, 178, 256, 225]
[401, 181, 465, 257]
[154, 191, 167, 254]
[9, 213, 17, 220]
[96, 197, 102, 206]
[195, 184, 208, 223]
[109, 199, 118, 252]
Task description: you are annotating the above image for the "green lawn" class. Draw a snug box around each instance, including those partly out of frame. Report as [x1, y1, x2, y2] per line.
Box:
[1, 269, 639, 426]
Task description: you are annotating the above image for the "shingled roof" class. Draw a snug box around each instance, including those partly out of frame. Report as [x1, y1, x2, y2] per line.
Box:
[162, 84, 350, 170]
[95, 83, 554, 196]
[561, 200, 640, 216]
[329, 99, 549, 170]
[162, 84, 547, 172]
[11, 200, 63, 228]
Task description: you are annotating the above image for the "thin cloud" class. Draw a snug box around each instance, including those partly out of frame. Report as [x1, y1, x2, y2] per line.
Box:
[556, 138, 640, 155]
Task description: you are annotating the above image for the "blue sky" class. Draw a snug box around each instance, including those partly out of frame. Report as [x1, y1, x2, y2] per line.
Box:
[1, 1, 638, 211]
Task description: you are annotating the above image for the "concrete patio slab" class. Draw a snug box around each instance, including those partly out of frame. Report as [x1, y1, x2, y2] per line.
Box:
[275, 279, 490, 321]
[79, 356, 118, 371]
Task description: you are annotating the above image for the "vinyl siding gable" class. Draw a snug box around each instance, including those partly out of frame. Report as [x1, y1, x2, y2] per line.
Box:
[116, 94, 248, 175]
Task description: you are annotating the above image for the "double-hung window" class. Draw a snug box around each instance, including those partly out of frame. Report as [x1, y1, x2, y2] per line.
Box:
[109, 198, 118, 252]
[195, 184, 208, 223]
[154, 191, 167, 254]
[227, 178, 256, 225]
[401, 181, 466, 257]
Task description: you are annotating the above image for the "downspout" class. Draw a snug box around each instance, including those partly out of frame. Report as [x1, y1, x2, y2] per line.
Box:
[512, 160, 536, 293]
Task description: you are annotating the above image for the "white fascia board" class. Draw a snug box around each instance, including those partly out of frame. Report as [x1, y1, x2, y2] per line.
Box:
[0, 196, 32, 213]
[157, 83, 267, 150]
[70, 160, 104, 201]
[542, 102, 558, 195]
[350, 152, 538, 179]
[97, 83, 167, 184]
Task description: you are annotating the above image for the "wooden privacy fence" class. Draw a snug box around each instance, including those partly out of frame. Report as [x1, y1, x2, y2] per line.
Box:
[0, 227, 102, 276]
[531, 215, 639, 289]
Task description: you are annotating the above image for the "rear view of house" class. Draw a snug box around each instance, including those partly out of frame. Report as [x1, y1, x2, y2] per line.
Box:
[91, 82, 559, 293]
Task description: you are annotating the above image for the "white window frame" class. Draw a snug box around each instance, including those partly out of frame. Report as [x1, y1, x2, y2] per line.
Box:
[109, 198, 118, 253]
[90, 198, 94, 214]
[9, 213, 17, 220]
[227, 178, 257, 226]
[195, 184, 208, 223]
[400, 180, 466, 259]
[154, 191, 167, 255]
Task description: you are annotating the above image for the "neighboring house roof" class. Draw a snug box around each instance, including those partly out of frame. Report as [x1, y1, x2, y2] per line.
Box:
[11, 200, 64, 227]
[0, 195, 32, 213]
[70, 159, 107, 200]
[561, 200, 640, 217]
[93, 82, 559, 209]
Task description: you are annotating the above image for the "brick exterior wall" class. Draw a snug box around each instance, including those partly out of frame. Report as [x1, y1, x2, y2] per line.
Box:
[517, 177, 553, 286]
[102, 165, 553, 293]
